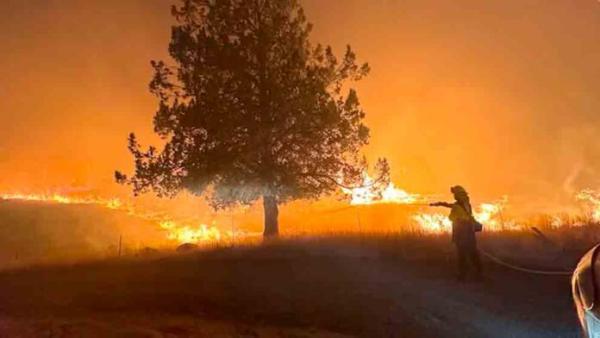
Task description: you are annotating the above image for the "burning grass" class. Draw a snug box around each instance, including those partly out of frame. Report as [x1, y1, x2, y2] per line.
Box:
[0, 189, 594, 337]
[4, 183, 600, 245]
[2, 193, 599, 272]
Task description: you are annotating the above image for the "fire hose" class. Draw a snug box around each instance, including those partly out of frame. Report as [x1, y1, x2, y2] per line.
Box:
[479, 249, 573, 276]
[305, 204, 576, 276]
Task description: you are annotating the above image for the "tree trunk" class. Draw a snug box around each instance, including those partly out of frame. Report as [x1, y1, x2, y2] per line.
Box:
[263, 195, 279, 237]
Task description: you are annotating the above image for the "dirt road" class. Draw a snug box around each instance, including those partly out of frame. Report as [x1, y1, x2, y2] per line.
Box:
[0, 242, 582, 337]
[351, 257, 579, 337]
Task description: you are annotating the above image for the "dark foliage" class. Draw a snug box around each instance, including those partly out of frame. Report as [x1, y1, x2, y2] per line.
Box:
[117, 0, 388, 235]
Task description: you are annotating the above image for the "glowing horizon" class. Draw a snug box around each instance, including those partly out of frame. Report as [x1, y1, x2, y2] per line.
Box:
[1, 0, 600, 236]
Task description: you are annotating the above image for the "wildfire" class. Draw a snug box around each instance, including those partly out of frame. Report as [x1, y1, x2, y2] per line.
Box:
[576, 189, 600, 222]
[412, 198, 510, 233]
[5, 187, 600, 245]
[413, 213, 452, 233]
[342, 173, 420, 205]
[475, 200, 508, 230]
[0, 192, 225, 245]
[0, 193, 123, 209]
[339, 173, 513, 233]
[159, 221, 222, 243]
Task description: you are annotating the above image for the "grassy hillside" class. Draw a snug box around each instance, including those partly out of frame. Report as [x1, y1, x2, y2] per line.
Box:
[0, 201, 167, 267]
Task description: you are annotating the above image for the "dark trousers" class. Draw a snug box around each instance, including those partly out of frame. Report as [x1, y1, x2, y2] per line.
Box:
[456, 244, 482, 279]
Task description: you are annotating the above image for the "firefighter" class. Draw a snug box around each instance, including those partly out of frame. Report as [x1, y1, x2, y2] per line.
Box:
[430, 185, 482, 281]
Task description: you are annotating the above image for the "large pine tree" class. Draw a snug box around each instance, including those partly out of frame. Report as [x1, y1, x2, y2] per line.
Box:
[117, 0, 388, 237]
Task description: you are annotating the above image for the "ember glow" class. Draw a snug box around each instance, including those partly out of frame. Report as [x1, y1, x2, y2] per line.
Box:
[342, 173, 421, 205]
[413, 198, 510, 233]
[3, 187, 600, 245]
[0, 193, 123, 210]
[413, 213, 452, 233]
[159, 221, 222, 244]
[474, 199, 509, 230]
[340, 173, 514, 233]
[0, 192, 231, 245]
[576, 190, 600, 222]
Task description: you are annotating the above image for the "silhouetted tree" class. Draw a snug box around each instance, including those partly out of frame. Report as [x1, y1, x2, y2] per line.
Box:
[116, 0, 388, 237]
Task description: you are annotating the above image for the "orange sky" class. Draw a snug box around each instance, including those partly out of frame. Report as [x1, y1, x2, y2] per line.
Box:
[1, 0, 600, 212]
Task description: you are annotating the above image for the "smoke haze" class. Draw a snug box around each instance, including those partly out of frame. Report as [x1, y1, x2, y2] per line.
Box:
[1, 0, 600, 212]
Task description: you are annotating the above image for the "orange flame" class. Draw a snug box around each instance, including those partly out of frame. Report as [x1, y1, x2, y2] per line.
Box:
[0, 192, 228, 245]
[412, 198, 511, 233]
[159, 221, 222, 243]
[576, 189, 600, 222]
[412, 213, 452, 233]
[0, 193, 123, 209]
[341, 173, 420, 205]
[6, 188, 599, 243]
